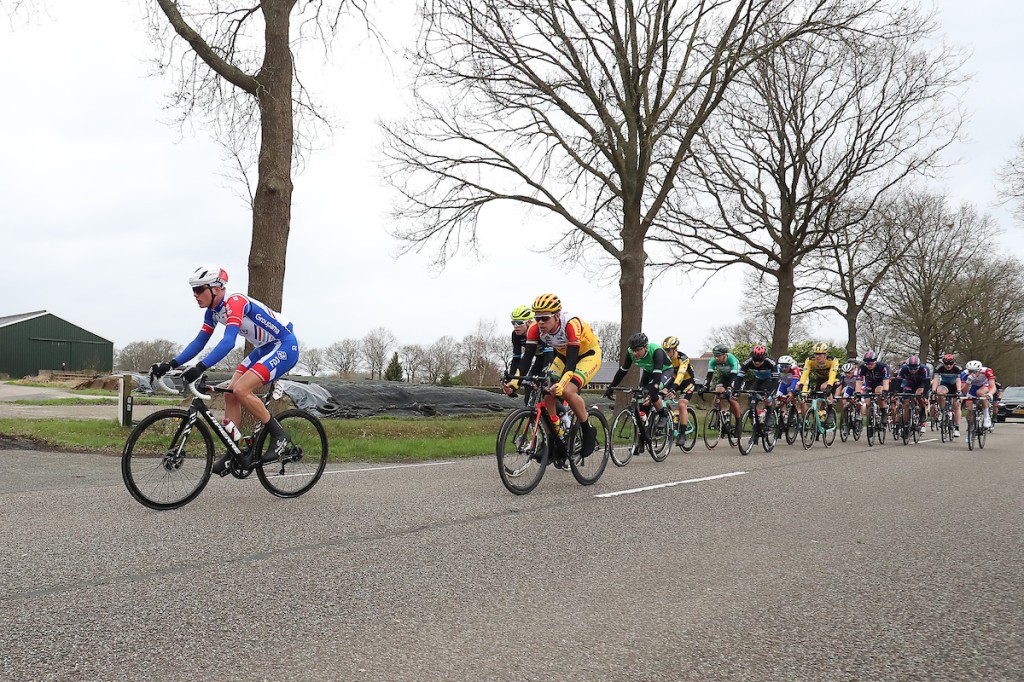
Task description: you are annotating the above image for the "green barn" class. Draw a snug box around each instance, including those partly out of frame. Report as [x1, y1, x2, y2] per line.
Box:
[0, 311, 113, 379]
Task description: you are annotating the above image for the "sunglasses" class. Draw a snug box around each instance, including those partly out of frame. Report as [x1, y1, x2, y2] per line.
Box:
[511, 320, 527, 326]
[534, 315, 554, 322]
[191, 286, 208, 295]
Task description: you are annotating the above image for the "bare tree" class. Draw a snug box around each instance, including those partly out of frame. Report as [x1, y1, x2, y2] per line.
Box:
[400, 344, 429, 383]
[383, 0, 868, 356]
[997, 136, 1024, 224]
[146, 1, 366, 310]
[657, 6, 965, 357]
[795, 193, 925, 356]
[325, 339, 362, 376]
[299, 346, 326, 376]
[361, 327, 397, 380]
[460, 319, 502, 386]
[591, 321, 621, 370]
[115, 339, 182, 371]
[423, 335, 461, 384]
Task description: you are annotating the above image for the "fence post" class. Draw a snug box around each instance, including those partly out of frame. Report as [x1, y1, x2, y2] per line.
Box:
[118, 374, 134, 427]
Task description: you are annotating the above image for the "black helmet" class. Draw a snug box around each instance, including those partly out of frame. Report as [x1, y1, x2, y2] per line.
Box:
[712, 343, 729, 356]
[628, 332, 649, 350]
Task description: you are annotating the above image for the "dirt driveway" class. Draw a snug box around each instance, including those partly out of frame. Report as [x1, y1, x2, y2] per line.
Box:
[0, 382, 165, 421]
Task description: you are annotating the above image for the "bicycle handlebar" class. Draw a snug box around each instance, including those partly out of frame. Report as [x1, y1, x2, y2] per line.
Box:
[149, 369, 211, 402]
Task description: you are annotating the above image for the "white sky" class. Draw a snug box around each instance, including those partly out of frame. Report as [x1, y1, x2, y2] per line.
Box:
[1, 0, 1022, 355]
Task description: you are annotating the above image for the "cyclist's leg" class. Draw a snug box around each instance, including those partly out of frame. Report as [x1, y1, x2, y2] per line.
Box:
[239, 337, 299, 451]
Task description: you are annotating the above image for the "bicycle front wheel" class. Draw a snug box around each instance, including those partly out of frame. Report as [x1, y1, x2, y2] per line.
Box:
[801, 408, 817, 450]
[839, 406, 851, 442]
[784, 403, 800, 445]
[649, 412, 672, 462]
[122, 409, 214, 511]
[737, 412, 756, 456]
[610, 409, 638, 467]
[497, 408, 549, 495]
[822, 406, 837, 448]
[703, 409, 722, 449]
[255, 409, 328, 498]
[762, 409, 778, 452]
[570, 409, 610, 485]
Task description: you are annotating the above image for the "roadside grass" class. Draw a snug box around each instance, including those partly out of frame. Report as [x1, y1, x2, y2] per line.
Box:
[0, 414, 507, 461]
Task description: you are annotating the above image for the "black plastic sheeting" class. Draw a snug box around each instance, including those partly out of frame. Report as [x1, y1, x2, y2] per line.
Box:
[127, 373, 519, 418]
[280, 379, 520, 418]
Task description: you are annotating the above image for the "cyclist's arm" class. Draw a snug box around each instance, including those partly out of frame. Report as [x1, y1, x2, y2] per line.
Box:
[513, 341, 539, 378]
[198, 323, 241, 369]
[173, 310, 217, 366]
[797, 361, 811, 392]
[825, 360, 838, 388]
[608, 351, 635, 389]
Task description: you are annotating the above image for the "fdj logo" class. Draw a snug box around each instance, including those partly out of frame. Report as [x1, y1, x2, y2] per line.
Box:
[277, 351, 287, 361]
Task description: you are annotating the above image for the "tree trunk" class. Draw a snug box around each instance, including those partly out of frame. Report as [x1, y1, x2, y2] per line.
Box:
[248, 0, 295, 312]
[771, 263, 796, 358]
[845, 302, 861, 359]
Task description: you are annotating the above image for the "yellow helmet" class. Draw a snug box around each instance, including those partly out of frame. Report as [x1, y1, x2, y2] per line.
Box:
[510, 305, 533, 322]
[812, 342, 829, 354]
[662, 335, 679, 350]
[532, 293, 562, 314]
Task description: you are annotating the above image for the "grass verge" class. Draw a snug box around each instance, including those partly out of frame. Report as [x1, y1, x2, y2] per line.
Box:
[0, 414, 506, 462]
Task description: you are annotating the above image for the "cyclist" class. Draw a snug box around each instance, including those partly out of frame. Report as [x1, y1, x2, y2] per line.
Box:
[896, 355, 931, 431]
[661, 336, 697, 446]
[835, 361, 860, 400]
[775, 355, 801, 401]
[797, 343, 839, 420]
[502, 305, 552, 391]
[507, 294, 602, 458]
[700, 344, 743, 424]
[739, 345, 778, 426]
[151, 265, 299, 476]
[960, 360, 996, 430]
[603, 332, 672, 424]
[857, 351, 891, 421]
[931, 353, 962, 437]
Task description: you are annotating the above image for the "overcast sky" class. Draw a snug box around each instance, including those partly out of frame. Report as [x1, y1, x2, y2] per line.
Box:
[1, 0, 1022, 356]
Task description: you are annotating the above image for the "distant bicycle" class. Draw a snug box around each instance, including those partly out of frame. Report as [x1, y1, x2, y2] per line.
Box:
[122, 371, 328, 510]
[609, 387, 672, 466]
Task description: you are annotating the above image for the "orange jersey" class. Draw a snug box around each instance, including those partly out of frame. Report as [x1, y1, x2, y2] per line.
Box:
[526, 313, 600, 356]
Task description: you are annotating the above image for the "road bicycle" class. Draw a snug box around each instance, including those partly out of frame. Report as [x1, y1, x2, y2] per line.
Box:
[122, 372, 328, 511]
[963, 395, 988, 451]
[838, 393, 863, 443]
[864, 393, 887, 447]
[736, 390, 777, 455]
[495, 376, 610, 495]
[700, 389, 739, 450]
[609, 387, 672, 466]
[800, 391, 837, 450]
[892, 392, 924, 445]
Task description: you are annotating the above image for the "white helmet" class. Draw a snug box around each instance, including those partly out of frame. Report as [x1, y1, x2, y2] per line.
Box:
[841, 362, 856, 373]
[778, 355, 795, 366]
[189, 265, 228, 289]
[965, 360, 983, 372]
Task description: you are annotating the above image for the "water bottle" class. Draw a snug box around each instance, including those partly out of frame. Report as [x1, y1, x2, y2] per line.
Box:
[560, 411, 572, 434]
[222, 419, 242, 443]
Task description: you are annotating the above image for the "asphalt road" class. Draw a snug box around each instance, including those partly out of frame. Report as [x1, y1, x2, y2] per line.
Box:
[1, 425, 1022, 681]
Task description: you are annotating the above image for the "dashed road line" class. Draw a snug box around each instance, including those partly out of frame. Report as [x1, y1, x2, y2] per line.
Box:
[595, 471, 748, 498]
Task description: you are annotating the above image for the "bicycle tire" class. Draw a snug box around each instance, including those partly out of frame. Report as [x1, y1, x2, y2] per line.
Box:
[822, 406, 837, 448]
[977, 409, 987, 449]
[866, 403, 876, 446]
[703, 409, 722, 449]
[570, 408, 610, 485]
[725, 412, 739, 448]
[762, 408, 777, 452]
[497, 408, 549, 495]
[801, 407, 817, 450]
[784, 403, 800, 445]
[852, 409, 863, 441]
[839, 405, 851, 442]
[610, 409, 638, 467]
[911, 404, 921, 444]
[680, 407, 698, 452]
[649, 411, 672, 462]
[255, 409, 328, 498]
[737, 412, 756, 456]
[122, 408, 214, 511]
[877, 410, 887, 444]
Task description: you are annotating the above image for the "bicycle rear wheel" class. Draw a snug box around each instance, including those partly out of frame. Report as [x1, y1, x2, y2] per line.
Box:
[703, 409, 722, 449]
[839, 405, 851, 442]
[762, 409, 777, 452]
[680, 407, 698, 452]
[497, 408, 549, 495]
[976, 409, 987, 449]
[122, 409, 214, 511]
[610, 409, 638, 467]
[649, 412, 672, 462]
[569, 409, 610, 485]
[254, 409, 328, 498]
[852, 409, 863, 441]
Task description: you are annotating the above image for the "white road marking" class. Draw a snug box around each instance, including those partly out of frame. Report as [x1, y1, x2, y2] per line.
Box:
[595, 471, 748, 498]
[917, 438, 938, 443]
[267, 461, 459, 480]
